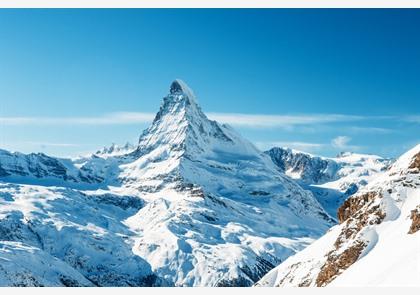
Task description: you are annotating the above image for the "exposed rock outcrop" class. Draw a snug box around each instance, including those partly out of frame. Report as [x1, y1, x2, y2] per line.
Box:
[408, 206, 420, 234]
[256, 144, 420, 288]
[315, 241, 366, 287]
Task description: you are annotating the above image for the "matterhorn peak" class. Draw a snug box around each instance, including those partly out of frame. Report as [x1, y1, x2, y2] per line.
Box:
[167, 79, 197, 104]
[138, 79, 233, 156]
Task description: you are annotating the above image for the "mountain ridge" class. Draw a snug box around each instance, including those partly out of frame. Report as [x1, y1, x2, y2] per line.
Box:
[256, 144, 420, 287]
[0, 80, 335, 286]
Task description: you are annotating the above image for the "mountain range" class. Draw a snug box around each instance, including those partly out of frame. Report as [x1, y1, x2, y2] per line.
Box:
[0, 80, 418, 287]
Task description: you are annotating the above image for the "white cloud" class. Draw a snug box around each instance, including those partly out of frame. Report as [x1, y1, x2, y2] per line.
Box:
[255, 141, 326, 153]
[30, 142, 81, 148]
[331, 136, 351, 149]
[331, 135, 362, 152]
[207, 113, 364, 128]
[347, 126, 393, 134]
[0, 112, 362, 127]
[1, 112, 418, 130]
[404, 115, 420, 123]
[0, 112, 155, 126]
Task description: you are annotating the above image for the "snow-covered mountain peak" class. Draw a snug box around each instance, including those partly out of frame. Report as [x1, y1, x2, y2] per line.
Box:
[94, 142, 135, 157]
[115, 81, 336, 285]
[136, 80, 235, 160]
[155, 79, 198, 120]
[169, 79, 196, 101]
[0, 80, 338, 287]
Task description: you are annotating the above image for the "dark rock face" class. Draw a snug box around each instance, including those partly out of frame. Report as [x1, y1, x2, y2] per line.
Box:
[314, 190, 386, 286]
[409, 152, 420, 171]
[408, 206, 420, 234]
[170, 80, 184, 94]
[265, 147, 339, 184]
[337, 192, 380, 224]
[315, 241, 366, 287]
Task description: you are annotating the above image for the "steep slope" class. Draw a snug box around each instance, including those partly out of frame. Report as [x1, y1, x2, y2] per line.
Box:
[118, 80, 334, 286]
[266, 147, 391, 218]
[0, 79, 334, 287]
[256, 144, 420, 287]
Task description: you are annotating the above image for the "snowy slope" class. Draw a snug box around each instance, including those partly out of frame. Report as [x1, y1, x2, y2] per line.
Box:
[0, 149, 103, 187]
[117, 80, 334, 286]
[256, 144, 420, 287]
[0, 80, 334, 286]
[266, 147, 391, 218]
[0, 241, 93, 287]
[0, 183, 161, 286]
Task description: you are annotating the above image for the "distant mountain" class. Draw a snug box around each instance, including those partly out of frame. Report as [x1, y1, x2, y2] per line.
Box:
[93, 142, 135, 158]
[256, 144, 420, 287]
[0, 149, 103, 186]
[0, 80, 334, 286]
[265, 147, 391, 218]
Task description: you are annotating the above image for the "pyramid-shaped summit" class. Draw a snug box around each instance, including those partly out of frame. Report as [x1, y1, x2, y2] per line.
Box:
[169, 79, 196, 98]
[117, 80, 335, 286]
[133, 79, 236, 170]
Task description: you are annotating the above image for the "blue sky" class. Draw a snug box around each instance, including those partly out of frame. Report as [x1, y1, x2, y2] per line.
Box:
[0, 9, 419, 158]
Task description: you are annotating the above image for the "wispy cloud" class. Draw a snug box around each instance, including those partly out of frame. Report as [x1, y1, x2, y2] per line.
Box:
[27, 142, 81, 148]
[1, 112, 419, 129]
[257, 136, 364, 154]
[404, 115, 420, 123]
[331, 135, 361, 151]
[255, 141, 327, 153]
[0, 112, 155, 126]
[331, 136, 351, 149]
[207, 113, 364, 128]
[347, 126, 394, 134]
[0, 112, 363, 127]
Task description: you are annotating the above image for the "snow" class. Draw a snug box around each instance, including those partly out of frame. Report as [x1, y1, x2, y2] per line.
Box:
[256, 144, 420, 287]
[0, 80, 334, 286]
[266, 147, 391, 218]
[0, 241, 93, 286]
[331, 189, 420, 286]
[170, 79, 197, 104]
[0, 182, 158, 286]
[2, 79, 415, 287]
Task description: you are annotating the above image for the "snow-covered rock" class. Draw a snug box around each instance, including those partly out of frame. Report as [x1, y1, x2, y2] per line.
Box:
[0, 79, 334, 286]
[0, 149, 103, 186]
[0, 241, 93, 287]
[0, 183, 161, 286]
[117, 79, 334, 286]
[93, 142, 135, 158]
[256, 144, 420, 287]
[265, 147, 391, 218]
